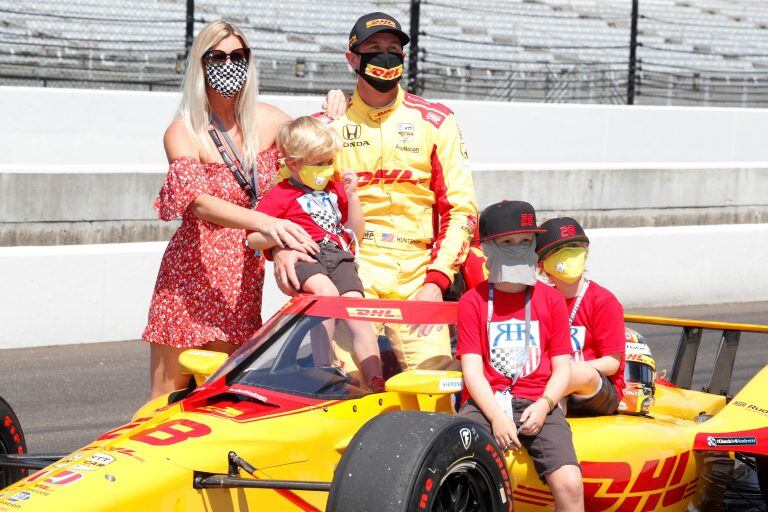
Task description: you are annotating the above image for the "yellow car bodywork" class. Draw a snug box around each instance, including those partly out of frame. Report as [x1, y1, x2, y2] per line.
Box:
[0, 297, 765, 512]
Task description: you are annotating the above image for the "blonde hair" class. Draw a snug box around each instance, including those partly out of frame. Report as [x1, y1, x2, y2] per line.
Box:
[178, 21, 260, 169]
[276, 116, 341, 164]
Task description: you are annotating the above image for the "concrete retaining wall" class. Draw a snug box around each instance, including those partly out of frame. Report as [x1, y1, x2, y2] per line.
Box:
[3, 164, 768, 245]
[2, 223, 767, 349]
[4, 86, 768, 166]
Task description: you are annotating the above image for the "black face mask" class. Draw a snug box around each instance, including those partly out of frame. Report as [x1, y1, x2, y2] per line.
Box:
[353, 51, 404, 92]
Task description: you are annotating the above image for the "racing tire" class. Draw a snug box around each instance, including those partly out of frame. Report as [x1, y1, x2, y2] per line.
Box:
[327, 411, 513, 512]
[0, 396, 26, 488]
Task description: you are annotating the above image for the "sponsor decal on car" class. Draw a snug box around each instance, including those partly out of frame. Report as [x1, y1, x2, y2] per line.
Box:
[346, 307, 403, 320]
[438, 378, 463, 392]
[86, 452, 116, 467]
[731, 400, 768, 417]
[706, 435, 757, 447]
[8, 492, 30, 502]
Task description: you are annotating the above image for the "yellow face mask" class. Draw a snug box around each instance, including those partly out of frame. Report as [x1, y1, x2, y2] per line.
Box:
[542, 246, 587, 283]
[298, 163, 335, 191]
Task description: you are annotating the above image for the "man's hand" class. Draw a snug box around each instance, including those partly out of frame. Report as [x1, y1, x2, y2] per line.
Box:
[273, 247, 315, 295]
[408, 283, 444, 336]
[322, 89, 348, 119]
[411, 283, 443, 302]
[518, 399, 550, 437]
[491, 415, 520, 451]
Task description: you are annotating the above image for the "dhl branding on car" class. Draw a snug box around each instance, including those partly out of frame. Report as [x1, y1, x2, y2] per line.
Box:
[345, 307, 403, 320]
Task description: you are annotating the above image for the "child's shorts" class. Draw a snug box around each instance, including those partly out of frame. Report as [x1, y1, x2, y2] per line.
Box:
[459, 397, 580, 482]
[295, 241, 364, 295]
[567, 372, 620, 416]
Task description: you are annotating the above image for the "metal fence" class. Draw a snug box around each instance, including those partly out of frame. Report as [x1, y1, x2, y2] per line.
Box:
[2, 0, 768, 107]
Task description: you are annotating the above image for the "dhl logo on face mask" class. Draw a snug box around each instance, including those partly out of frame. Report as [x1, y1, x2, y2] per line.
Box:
[365, 19, 397, 28]
[365, 63, 403, 81]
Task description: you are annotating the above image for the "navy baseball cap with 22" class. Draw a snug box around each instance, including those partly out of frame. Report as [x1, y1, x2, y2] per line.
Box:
[349, 12, 410, 48]
[479, 200, 545, 242]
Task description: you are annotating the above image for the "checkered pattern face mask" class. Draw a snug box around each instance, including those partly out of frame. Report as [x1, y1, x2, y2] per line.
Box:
[205, 60, 248, 98]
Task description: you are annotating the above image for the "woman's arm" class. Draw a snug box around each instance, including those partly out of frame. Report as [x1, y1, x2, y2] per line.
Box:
[246, 231, 278, 251]
[462, 354, 520, 450]
[163, 117, 317, 253]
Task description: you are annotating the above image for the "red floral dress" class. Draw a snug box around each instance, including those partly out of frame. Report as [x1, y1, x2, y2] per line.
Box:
[142, 146, 280, 348]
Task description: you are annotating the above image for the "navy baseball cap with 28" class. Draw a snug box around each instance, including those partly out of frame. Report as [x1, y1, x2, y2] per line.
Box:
[536, 217, 590, 258]
[479, 200, 545, 242]
[349, 12, 410, 48]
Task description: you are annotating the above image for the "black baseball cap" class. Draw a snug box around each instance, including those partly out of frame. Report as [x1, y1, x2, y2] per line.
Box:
[479, 200, 545, 242]
[349, 12, 410, 49]
[536, 217, 590, 258]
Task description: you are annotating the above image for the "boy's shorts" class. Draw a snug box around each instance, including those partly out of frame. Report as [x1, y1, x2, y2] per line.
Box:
[568, 373, 620, 416]
[459, 397, 580, 482]
[295, 241, 364, 296]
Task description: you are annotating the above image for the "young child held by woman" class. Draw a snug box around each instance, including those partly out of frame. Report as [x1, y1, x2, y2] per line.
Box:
[247, 116, 383, 390]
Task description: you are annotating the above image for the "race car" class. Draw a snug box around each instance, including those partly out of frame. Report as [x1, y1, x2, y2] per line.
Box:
[0, 295, 766, 511]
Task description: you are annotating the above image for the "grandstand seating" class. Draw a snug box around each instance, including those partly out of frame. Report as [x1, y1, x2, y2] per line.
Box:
[1, 0, 767, 105]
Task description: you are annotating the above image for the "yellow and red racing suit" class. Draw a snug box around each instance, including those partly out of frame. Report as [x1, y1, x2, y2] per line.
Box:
[317, 86, 480, 371]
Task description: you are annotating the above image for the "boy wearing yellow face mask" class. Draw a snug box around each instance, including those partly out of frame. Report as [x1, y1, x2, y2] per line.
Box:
[536, 217, 626, 416]
[247, 116, 384, 390]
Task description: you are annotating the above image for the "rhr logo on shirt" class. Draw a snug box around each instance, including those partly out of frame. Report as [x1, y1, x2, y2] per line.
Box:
[488, 320, 541, 379]
[490, 319, 540, 348]
[570, 326, 586, 362]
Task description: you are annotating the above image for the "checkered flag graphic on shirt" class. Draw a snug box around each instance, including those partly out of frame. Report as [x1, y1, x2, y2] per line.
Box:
[309, 205, 338, 233]
[489, 347, 541, 380]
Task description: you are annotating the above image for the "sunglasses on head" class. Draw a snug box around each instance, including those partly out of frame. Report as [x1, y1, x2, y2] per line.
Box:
[202, 47, 250, 65]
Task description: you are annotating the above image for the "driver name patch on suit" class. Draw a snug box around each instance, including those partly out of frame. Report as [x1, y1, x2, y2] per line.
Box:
[488, 319, 541, 379]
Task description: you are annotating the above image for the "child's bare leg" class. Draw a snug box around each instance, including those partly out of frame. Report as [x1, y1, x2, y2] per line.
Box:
[302, 274, 340, 366]
[567, 361, 602, 397]
[545, 465, 584, 512]
[342, 291, 383, 388]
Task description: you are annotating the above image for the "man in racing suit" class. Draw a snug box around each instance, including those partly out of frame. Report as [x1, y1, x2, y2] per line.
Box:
[274, 12, 482, 373]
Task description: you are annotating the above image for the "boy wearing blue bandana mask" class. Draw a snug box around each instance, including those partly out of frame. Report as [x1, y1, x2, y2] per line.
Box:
[247, 116, 384, 391]
[456, 201, 584, 512]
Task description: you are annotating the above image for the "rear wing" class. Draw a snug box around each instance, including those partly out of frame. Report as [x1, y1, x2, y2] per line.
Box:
[624, 314, 768, 397]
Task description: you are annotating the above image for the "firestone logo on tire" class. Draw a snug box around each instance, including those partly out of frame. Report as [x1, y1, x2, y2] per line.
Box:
[459, 428, 472, 449]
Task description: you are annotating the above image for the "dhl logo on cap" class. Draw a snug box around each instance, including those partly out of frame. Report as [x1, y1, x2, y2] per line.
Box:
[348, 35, 357, 45]
[366, 18, 397, 29]
[365, 63, 403, 80]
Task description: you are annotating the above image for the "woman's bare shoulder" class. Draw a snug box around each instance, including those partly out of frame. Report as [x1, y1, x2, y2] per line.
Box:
[164, 117, 200, 161]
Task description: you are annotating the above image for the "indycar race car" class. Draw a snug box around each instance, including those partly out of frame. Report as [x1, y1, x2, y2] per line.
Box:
[0, 295, 766, 511]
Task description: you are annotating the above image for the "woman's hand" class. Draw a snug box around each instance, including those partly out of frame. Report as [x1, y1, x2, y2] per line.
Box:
[518, 399, 550, 436]
[322, 89, 348, 119]
[491, 415, 520, 451]
[258, 218, 319, 254]
[273, 247, 315, 294]
[342, 169, 358, 196]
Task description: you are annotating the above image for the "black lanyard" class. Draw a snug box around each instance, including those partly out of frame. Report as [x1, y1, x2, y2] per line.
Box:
[207, 114, 258, 206]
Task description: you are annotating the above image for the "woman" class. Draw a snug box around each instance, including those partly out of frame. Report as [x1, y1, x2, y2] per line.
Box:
[143, 21, 345, 399]
[536, 217, 626, 416]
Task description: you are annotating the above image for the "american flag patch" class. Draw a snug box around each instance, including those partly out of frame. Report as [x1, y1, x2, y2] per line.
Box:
[381, 233, 395, 242]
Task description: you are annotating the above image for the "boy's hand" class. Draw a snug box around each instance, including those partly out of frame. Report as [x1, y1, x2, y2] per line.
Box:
[342, 169, 359, 196]
[491, 415, 520, 451]
[518, 399, 549, 436]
